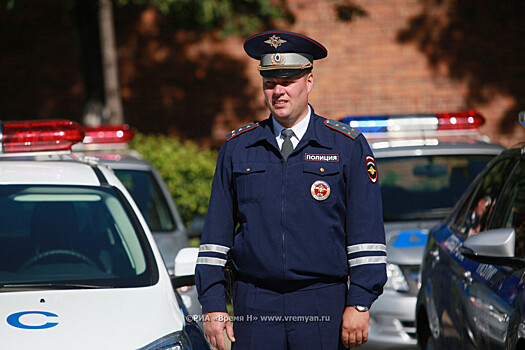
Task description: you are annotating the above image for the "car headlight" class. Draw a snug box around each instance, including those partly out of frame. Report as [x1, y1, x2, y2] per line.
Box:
[384, 263, 409, 292]
[139, 330, 191, 350]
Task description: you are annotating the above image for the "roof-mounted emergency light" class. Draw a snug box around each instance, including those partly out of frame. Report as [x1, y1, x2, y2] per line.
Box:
[339, 110, 485, 137]
[435, 110, 484, 130]
[0, 120, 85, 153]
[82, 125, 135, 145]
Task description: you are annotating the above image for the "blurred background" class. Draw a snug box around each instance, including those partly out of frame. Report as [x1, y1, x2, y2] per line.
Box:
[1, 0, 524, 149]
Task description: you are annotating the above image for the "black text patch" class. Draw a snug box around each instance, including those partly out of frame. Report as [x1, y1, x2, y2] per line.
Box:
[305, 153, 339, 162]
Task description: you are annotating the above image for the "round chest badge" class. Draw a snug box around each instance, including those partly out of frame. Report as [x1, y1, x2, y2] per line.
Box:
[311, 180, 331, 201]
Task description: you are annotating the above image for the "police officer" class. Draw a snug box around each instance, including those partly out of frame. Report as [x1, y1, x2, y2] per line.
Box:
[195, 30, 387, 350]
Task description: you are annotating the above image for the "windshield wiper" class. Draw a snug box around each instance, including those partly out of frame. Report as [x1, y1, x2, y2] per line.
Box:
[0, 283, 113, 290]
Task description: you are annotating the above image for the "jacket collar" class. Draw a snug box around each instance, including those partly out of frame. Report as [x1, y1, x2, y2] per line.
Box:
[245, 105, 332, 150]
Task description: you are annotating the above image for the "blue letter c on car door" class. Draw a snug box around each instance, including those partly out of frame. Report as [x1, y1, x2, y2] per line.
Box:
[7, 311, 59, 329]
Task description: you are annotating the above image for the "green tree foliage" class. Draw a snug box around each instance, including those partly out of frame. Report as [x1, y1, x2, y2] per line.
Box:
[129, 133, 218, 226]
[117, 0, 293, 37]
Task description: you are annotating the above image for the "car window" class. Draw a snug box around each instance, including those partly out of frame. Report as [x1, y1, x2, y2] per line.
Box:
[451, 158, 517, 239]
[113, 169, 176, 232]
[377, 155, 495, 221]
[0, 185, 155, 287]
[488, 158, 525, 257]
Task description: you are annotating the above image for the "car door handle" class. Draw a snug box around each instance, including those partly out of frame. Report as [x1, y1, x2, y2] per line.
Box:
[429, 247, 440, 262]
[463, 271, 473, 287]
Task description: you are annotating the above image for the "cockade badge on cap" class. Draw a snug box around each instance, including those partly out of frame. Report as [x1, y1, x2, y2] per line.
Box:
[271, 53, 285, 65]
[264, 35, 287, 48]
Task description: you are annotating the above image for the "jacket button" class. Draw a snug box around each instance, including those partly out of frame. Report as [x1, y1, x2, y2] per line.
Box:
[320, 168, 325, 172]
[246, 168, 251, 172]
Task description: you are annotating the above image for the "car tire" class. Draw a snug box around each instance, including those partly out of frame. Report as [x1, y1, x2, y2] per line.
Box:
[417, 309, 436, 350]
[423, 333, 436, 350]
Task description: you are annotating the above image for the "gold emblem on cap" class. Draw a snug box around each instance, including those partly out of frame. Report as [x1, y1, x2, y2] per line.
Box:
[270, 53, 286, 65]
[265, 35, 287, 49]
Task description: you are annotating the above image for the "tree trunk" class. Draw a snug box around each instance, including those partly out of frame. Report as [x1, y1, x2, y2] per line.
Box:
[98, 0, 123, 125]
[75, 0, 104, 126]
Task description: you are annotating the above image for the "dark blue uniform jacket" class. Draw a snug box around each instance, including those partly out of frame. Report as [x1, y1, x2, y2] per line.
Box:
[196, 110, 387, 314]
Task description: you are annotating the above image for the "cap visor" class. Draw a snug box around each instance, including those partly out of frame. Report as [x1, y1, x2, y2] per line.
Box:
[260, 68, 310, 78]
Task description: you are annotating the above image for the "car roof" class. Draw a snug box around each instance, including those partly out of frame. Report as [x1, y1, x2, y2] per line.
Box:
[0, 150, 128, 192]
[371, 137, 505, 158]
[0, 160, 97, 185]
[0, 157, 122, 187]
[76, 149, 153, 171]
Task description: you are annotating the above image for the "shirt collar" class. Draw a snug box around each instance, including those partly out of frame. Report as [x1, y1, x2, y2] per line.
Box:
[272, 105, 311, 141]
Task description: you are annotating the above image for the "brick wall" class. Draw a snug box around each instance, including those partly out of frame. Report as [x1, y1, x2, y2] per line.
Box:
[239, 0, 525, 147]
[1, 0, 524, 148]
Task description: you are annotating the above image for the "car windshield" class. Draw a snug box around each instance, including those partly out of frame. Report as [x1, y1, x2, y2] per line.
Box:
[0, 185, 156, 289]
[113, 169, 176, 233]
[377, 155, 495, 221]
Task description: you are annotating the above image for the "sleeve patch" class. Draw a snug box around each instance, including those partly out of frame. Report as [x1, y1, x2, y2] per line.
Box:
[226, 122, 260, 141]
[324, 119, 361, 140]
[366, 155, 378, 183]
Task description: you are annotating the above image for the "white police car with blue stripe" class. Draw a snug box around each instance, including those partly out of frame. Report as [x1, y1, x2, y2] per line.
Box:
[0, 120, 208, 349]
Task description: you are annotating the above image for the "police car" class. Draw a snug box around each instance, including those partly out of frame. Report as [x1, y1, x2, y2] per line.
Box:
[73, 124, 202, 320]
[339, 111, 504, 348]
[0, 120, 209, 349]
[416, 113, 525, 349]
[74, 124, 191, 274]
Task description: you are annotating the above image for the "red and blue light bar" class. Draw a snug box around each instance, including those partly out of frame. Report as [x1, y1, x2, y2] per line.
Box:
[339, 110, 484, 136]
[0, 120, 85, 153]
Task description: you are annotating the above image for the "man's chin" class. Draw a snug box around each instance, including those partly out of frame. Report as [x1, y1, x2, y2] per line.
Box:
[271, 108, 290, 119]
[272, 114, 291, 125]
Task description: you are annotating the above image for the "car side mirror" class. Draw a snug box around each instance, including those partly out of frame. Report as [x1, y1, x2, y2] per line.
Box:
[188, 215, 205, 238]
[460, 228, 525, 268]
[171, 247, 199, 289]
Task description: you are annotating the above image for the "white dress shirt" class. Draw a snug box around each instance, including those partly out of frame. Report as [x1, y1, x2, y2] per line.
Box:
[272, 106, 311, 150]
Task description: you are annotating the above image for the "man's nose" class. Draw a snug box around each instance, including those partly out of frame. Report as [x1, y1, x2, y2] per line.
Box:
[273, 83, 285, 94]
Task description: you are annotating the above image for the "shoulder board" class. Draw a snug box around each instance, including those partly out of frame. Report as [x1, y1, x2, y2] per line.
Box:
[226, 122, 260, 141]
[323, 119, 361, 140]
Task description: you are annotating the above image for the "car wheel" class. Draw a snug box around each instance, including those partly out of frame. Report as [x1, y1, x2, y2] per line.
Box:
[417, 309, 436, 350]
[423, 333, 436, 350]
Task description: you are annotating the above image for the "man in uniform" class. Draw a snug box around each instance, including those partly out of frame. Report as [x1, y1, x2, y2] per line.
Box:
[195, 30, 387, 350]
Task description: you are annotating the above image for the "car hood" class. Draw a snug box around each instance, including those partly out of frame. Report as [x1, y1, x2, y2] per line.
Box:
[0, 284, 185, 349]
[385, 220, 440, 265]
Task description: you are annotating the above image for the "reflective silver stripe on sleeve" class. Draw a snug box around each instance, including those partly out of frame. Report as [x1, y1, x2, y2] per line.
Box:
[196, 257, 228, 267]
[199, 244, 230, 254]
[348, 256, 387, 267]
[347, 244, 386, 255]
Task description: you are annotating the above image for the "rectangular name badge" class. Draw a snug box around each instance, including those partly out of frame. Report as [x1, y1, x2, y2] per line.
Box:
[305, 153, 339, 162]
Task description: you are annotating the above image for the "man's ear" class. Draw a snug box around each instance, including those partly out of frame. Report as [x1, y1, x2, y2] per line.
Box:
[306, 72, 314, 93]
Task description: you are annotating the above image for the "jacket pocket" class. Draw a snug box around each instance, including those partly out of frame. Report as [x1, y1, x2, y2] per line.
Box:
[303, 162, 341, 203]
[233, 162, 266, 204]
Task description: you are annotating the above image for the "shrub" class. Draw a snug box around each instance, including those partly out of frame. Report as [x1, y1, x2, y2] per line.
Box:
[129, 133, 218, 227]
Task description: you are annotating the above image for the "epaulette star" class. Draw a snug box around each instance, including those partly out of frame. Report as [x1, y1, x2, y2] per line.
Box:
[226, 122, 260, 141]
[323, 119, 361, 140]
